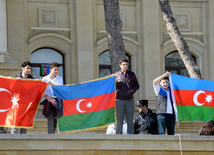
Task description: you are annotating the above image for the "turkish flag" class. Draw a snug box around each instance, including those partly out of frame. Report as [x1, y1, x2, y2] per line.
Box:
[0, 76, 47, 128]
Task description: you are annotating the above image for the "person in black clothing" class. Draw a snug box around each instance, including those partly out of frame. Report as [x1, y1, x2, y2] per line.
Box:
[14, 61, 34, 79]
[11, 61, 34, 134]
[134, 100, 158, 134]
[115, 58, 139, 134]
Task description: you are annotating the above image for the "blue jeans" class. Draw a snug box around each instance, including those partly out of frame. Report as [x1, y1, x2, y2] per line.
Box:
[157, 114, 175, 135]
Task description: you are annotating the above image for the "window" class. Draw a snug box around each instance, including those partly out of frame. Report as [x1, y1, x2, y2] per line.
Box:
[99, 50, 131, 78]
[31, 48, 65, 83]
[165, 51, 196, 77]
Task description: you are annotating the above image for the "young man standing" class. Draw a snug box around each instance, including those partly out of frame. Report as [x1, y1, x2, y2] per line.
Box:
[115, 58, 139, 134]
[42, 62, 63, 134]
[134, 100, 158, 134]
[11, 61, 34, 134]
[153, 72, 175, 135]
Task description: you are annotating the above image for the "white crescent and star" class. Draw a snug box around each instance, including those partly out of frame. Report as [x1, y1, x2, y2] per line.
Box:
[0, 88, 20, 113]
[193, 90, 213, 106]
[76, 99, 92, 113]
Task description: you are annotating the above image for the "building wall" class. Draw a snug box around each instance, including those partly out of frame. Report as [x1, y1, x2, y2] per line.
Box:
[1, 0, 212, 104]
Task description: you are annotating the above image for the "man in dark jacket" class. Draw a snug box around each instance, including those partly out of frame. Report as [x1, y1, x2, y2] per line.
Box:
[11, 61, 34, 134]
[115, 58, 139, 134]
[134, 100, 158, 134]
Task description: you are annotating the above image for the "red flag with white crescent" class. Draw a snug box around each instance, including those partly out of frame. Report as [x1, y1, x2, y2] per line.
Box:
[0, 76, 47, 128]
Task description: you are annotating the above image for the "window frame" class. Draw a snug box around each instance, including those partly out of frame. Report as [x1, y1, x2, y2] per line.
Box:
[98, 50, 131, 78]
[31, 47, 65, 83]
[165, 51, 196, 76]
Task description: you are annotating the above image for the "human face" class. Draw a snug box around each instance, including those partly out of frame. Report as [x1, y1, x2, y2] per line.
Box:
[160, 79, 169, 90]
[50, 67, 59, 77]
[22, 65, 31, 76]
[119, 62, 129, 72]
[138, 104, 147, 114]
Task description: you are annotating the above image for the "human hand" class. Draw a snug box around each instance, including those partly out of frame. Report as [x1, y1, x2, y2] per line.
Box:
[47, 81, 53, 85]
[17, 77, 22, 80]
[164, 72, 171, 77]
[46, 95, 54, 104]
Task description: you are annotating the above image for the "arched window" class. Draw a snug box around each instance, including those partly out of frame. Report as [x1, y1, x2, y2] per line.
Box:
[165, 51, 196, 77]
[31, 48, 65, 83]
[99, 50, 131, 78]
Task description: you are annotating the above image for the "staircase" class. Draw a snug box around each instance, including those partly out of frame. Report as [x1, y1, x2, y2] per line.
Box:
[26, 104, 204, 135]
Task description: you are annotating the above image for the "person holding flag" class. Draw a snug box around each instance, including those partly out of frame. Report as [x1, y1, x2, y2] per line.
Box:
[153, 72, 176, 135]
[11, 61, 34, 134]
[42, 62, 63, 134]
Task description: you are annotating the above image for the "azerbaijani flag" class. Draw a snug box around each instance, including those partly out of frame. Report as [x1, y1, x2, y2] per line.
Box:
[52, 75, 116, 133]
[41, 65, 50, 76]
[170, 74, 214, 121]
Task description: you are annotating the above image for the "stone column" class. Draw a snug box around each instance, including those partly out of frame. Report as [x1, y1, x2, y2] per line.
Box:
[0, 0, 7, 63]
[142, 0, 161, 100]
[76, 0, 94, 82]
[209, 0, 214, 80]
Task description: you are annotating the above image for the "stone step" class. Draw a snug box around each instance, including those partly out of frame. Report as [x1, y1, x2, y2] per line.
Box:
[0, 134, 214, 154]
[32, 101, 205, 135]
[26, 119, 204, 135]
[35, 105, 45, 119]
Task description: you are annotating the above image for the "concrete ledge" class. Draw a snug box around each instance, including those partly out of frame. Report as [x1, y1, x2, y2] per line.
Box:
[0, 134, 214, 154]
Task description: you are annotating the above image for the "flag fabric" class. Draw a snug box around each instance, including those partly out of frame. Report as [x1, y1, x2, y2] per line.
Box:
[52, 75, 116, 133]
[41, 65, 50, 76]
[170, 73, 214, 121]
[0, 76, 47, 128]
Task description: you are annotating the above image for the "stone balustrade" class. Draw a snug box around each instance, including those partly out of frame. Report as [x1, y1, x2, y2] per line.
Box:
[0, 134, 213, 154]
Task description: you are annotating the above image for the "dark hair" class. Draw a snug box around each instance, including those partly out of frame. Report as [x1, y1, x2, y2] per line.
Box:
[160, 77, 169, 82]
[21, 61, 32, 67]
[198, 120, 214, 135]
[143, 102, 148, 108]
[50, 62, 60, 69]
[119, 58, 128, 64]
[137, 100, 148, 108]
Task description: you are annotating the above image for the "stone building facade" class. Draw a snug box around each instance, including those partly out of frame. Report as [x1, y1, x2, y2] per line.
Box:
[0, 0, 213, 104]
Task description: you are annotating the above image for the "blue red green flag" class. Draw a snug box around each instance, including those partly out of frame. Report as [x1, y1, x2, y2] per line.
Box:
[41, 65, 49, 76]
[170, 74, 214, 121]
[52, 75, 116, 133]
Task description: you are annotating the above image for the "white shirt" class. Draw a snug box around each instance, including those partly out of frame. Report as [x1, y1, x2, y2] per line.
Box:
[42, 75, 63, 97]
[153, 83, 173, 114]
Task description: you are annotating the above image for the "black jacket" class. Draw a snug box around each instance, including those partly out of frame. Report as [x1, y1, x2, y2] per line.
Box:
[134, 109, 158, 134]
[115, 70, 139, 100]
[15, 72, 34, 79]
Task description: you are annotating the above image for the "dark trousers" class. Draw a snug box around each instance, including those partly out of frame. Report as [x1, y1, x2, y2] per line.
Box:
[116, 99, 134, 134]
[157, 114, 175, 135]
[11, 128, 27, 134]
[47, 110, 57, 134]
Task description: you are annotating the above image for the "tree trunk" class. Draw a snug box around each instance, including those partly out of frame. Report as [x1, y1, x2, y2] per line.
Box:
[103, 0, 126, 73]
[159, 0, 202, 79]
